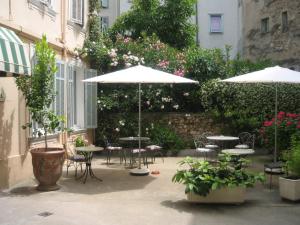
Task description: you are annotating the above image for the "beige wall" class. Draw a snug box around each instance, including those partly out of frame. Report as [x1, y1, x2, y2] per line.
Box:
[0, 77, 32, 188]
[99, 0, 120, 28]
[0, 0, 94, 189]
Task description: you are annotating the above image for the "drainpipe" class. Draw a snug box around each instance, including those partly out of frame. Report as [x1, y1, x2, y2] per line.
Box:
[9, 0, 12, 21]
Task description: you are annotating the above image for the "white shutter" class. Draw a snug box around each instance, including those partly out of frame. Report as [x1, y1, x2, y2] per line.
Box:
[84, 69, 97, 128]
[55, 62, 65, 116]
[67, 65, 77, 128]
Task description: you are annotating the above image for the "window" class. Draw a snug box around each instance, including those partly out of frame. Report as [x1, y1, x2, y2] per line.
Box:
[101, 0, 108, 8]
[100, 17, 109, 32]
[261, 17, 269, 33]
[54, 62, 65, 116]
[84, 69, 97, 128]
[67, 65, 77, 128]
[210, 15, 223, 33]
[69, 0, 83, 25]
[282, 11, 288, 32]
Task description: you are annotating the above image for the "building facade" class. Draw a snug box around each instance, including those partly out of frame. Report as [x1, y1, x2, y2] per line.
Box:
[0, 0, 97, 189]
[243, 0, 300, 70]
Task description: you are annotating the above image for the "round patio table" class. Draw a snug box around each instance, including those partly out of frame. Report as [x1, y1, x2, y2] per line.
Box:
[206, 135, 239, 149]
[221, 148, 255, 156]
[75, 146, 104, 184]
[119, 137, 150, 168]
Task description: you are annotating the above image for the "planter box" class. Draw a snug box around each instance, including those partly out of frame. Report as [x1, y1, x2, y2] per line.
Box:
[186, 187, 246, 204]
[279, 177, 300, 201]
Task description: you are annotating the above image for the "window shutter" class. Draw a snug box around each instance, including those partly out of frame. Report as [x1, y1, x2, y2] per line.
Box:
[67, 65, 76, 128]
[55, 62, 65, 116]
[84, 69, 97, 128]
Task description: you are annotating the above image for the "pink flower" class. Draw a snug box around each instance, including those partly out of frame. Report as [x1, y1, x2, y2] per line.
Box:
[287, 113, 297, 119]
[263, 121, 273, 127]
[174, 69, 185, 77]
[286, 121, 293, 126]
[157, 60, 169, 69]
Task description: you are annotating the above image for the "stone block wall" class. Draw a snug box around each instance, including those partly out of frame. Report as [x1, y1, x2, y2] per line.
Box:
[142, 113, 224, 141]
[243, 0, 300, 70]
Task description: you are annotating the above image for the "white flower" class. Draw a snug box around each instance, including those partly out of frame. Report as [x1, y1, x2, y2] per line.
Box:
[151, 123, 154, 128]
[146, 128, 149, 131]
[125, 95, 128, 98]
[128, 51, 131, 55]
[115, 128, 120, 132]
[161, 105, 165, 109]
[173, 104, 179, 109]
[183, 92, 190, 96]
[168, 121, 172, 125]
[125, 63, 132, 68]
[100, 90, 103, 93]
[185, 114, 191, 117]
[97, 100, 101, 104]
[146, 101, 150, 105]
[119, 120, 125, 126]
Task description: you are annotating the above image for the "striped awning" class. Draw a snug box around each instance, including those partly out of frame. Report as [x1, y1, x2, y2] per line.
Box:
[0, 26, 31, 75]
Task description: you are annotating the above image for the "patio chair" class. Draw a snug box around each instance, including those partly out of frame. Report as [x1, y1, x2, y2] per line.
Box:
[145, 144, 164, 164]
[235, 132, 255, 149]
[64, 142, 86, 177]
[194, 140, 214, 160]
[202, 132, 219, 150]
[130, 148, 147, 167]
[104, 136, 125, 165]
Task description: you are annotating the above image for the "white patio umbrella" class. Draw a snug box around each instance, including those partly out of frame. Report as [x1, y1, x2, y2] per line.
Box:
[83, 65, 198, 175]
[222, 66, 300, 162]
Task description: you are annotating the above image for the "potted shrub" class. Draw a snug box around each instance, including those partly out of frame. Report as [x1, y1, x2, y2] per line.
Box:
[16, 35, 65, 191]
[279, 133, 300, 201]
[172, 156, 265, 204]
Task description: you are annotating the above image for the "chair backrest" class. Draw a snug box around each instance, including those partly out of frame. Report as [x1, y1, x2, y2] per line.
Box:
[194, 140, 205, 149]
[65, 141, 76, 158]
[239, 132, 255, 149]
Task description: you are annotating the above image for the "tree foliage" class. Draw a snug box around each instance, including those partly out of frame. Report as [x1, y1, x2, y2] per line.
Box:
[15, 36, 64, 148]
[110, 0, 197, 49]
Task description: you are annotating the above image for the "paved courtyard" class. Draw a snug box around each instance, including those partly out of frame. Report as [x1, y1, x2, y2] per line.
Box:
[0, 156, 299, 225]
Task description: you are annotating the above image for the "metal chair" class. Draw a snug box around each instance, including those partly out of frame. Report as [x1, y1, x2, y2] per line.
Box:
[145, 145, 164, 164]
[202, 132, 219, 150]
[65, 142, 86, 177]
[235, 132, 255, 149]
[104, 136, 125, 165]
[194, 140, 214, 160]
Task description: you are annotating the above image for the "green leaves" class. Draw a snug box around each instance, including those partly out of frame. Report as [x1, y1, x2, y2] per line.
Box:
[172, 155, 265, 196]
[15, 35, 64, 145]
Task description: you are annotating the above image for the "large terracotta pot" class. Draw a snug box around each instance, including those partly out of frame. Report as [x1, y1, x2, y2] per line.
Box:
[31, 147, 65, 191]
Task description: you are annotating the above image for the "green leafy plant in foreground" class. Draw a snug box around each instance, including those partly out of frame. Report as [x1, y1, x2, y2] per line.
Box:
[172, 156, 265, 196]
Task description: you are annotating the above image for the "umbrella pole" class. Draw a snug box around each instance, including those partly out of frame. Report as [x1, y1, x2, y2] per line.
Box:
[274, 83, 278, 162]
[138, 83, 142, 169]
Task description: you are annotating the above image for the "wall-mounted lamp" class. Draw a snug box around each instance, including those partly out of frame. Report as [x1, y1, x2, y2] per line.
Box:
[0, 88, 6, 102]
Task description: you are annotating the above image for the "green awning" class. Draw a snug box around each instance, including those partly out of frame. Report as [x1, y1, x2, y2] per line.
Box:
[0, 26, 31, 75]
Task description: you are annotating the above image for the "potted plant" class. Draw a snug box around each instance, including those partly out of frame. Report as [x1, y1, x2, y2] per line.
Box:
[279, 133, 300, 201]
[172, 156, 265, 204]
[15, 35, 66, 191]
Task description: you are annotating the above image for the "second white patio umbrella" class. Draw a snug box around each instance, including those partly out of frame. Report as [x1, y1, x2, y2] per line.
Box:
[222, 66, 300, 162]
[84, 65, 198, 175]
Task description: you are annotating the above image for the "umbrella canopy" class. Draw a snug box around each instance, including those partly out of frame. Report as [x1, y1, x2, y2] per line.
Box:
[222, 66, 300, 84]
[222, 66, 300, 162]
[83, 65, 199, 84]
[83, 65, 198, 175]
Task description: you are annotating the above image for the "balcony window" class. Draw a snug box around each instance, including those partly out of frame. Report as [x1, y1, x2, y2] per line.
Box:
[70, 0, 83, 25]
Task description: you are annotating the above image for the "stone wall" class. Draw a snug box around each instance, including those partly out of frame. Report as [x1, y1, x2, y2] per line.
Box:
[243, 0, 300, 70]
[142, 113, 224, 141]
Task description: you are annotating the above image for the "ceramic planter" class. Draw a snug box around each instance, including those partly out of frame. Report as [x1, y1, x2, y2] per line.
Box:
[31, 147, 65, 191]
[279, 176, 300, 201]
[186, 187, 246, 204]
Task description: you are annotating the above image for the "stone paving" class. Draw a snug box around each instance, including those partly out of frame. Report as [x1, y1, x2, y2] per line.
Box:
[0, 155, 299, 225]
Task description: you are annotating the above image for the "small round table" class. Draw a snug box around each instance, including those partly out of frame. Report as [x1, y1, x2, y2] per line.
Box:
[75, 146, 104, 183]
[207, 135, 239, 149]
[221, 148, 255, 156]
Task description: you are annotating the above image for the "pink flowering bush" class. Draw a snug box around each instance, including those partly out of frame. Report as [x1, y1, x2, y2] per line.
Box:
[260, 111, 300, 152]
